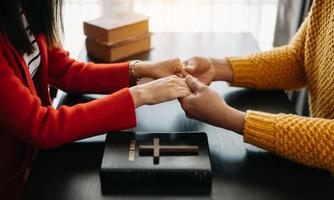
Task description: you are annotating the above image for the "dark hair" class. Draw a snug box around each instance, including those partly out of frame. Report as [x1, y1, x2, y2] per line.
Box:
[0, 0, 64, 54]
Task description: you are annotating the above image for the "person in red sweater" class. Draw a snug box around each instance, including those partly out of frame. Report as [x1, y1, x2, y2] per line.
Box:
[0, 0, 191, 198]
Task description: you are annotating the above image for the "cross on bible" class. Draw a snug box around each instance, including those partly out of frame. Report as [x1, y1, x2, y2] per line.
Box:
[139, 138, 199, 164]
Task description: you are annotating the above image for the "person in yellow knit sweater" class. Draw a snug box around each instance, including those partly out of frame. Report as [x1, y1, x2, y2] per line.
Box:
[179, 0, 334, 175]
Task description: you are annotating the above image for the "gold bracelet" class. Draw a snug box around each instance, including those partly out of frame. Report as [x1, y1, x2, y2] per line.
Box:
[129, 60, 140, 86]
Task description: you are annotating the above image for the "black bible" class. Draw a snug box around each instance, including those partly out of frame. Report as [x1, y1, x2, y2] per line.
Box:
[100, 132, 212, 194]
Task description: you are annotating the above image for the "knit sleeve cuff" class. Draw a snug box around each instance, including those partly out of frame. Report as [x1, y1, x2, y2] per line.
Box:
[226, 57, 259, 88]
[243, 111, 277, 152]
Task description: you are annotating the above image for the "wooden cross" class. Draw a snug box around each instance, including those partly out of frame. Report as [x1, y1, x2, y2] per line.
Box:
[139, 138, 199, 164]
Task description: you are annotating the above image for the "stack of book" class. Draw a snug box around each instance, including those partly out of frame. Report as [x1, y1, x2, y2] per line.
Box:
[84, 13, 151, 62]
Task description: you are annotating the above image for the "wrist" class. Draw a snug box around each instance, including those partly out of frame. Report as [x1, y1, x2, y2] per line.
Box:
[224, 106, 246, 135]
[132, 61, 153, 78]
[129, 86, 144, 108]
[211, 58, 233, 82]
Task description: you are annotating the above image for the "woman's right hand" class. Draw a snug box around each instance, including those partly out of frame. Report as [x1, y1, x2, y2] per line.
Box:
[129, 75, 191, 108]
[183, 57, 234, 85]
[183, 56, 216, 85]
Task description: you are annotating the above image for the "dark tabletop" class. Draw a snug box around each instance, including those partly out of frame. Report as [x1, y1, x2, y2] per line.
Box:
[23, 33, 334, 200]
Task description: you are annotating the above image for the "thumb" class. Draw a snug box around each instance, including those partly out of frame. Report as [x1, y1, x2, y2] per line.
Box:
[185, 75, 203, 92]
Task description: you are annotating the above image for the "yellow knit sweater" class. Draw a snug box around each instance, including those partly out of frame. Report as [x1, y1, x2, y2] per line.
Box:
[227, 0, 334, 174]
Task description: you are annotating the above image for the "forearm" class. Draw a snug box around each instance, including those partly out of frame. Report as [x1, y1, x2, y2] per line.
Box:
[49, 48, 131, 94]
[0, 66, 136, 149]
[220, 106, 246, 135]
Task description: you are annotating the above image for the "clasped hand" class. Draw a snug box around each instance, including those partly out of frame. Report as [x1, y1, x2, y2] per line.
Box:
[129, 57, 245, 134]
[130, 57, 217, 109]
[129, 57, 223, 113]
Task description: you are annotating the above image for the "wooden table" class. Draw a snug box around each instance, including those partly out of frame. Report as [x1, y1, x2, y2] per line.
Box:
[23, 33, 334, 200]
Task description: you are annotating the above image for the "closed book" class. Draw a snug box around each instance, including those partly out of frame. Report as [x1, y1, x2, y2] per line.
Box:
[84, 13, 149, 44]
[86, 33, 151, 62]
[100, 132, 212, 194]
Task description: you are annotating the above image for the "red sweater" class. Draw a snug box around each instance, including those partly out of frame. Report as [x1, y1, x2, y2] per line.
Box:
[0, 33, 137, 199]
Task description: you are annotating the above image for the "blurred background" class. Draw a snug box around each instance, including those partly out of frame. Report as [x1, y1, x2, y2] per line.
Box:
[62, 0, 312, 115]
[63, 0, 279, 57]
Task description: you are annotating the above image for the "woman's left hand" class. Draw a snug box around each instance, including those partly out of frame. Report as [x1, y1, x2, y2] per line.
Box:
[130, 75, 192, 108]
[132, 58, 188, 79]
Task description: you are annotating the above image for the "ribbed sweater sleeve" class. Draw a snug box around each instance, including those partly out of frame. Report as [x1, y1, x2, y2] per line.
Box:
[244, 111, 334, 174]
[227, 15, 309, 90]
